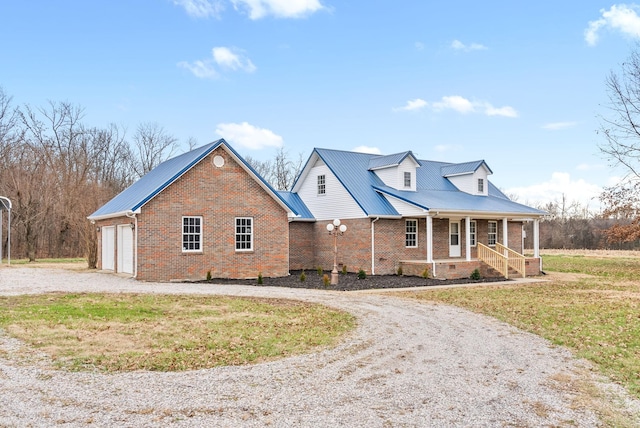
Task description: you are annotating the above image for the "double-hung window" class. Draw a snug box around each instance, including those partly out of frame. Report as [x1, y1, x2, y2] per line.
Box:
[469, 220, 477, 247]
[488, 221, 497, 246]
[235, 217, 253, 251]
[405, 219, 418, 248]
[317, 175, 326, 195]
[182, 216, 202, 252]
[478, 178, 484, 193]
[404, 172, 411, 188]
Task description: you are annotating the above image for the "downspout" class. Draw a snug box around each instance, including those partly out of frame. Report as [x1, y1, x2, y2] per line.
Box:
[371, 217, 379, 275]
[125, 211, 138, 279]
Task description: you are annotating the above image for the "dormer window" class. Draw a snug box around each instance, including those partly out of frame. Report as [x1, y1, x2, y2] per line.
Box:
[404, 172, 411, 188]
[478, 178, 484, 193]
[317, 174, 326, 195]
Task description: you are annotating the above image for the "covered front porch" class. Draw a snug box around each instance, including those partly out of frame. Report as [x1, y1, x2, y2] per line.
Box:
[398, 214, 542, 280]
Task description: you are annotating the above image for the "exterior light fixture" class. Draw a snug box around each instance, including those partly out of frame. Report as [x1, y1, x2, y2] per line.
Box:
[327, 218, 347, 285]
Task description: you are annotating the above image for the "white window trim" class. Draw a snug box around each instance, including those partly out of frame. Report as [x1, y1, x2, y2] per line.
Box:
[488, 220, 497, 247]
[317, 174, 326, 195]
[235, 217, 254, 252]
[404, 171, 411, 188]
[182, 216, 203, 253]
[478, 178, 484, 193]
[470, 220, 477, 247]
[405, 219, 418, 248]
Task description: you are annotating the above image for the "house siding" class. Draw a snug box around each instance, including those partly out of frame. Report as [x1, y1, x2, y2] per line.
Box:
[134, 147, 290, 281]
[298, 161, 366, 220]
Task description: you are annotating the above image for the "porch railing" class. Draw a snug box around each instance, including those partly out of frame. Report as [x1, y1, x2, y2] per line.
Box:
[496, 243, 526, 278]
[477, 243, 509, 279]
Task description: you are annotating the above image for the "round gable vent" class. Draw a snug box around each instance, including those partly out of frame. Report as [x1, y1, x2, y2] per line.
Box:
[213, 155, 225, 167]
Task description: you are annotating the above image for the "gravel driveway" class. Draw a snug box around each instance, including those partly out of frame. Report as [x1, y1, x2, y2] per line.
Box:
[1, 267, 639, 427]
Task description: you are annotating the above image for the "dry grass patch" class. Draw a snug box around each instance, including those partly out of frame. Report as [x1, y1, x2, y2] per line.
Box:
[0, 293, 355, 372]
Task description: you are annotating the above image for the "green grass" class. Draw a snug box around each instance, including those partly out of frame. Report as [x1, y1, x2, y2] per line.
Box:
[0, 293, 355, 372]
[396, 254, 640, 401]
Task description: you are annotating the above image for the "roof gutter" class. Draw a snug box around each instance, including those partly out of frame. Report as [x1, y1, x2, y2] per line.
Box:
[87, 208, 141, 222]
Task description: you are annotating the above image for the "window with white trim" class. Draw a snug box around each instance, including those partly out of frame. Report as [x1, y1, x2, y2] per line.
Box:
[488, 221, 497, 246]
[404, 171, 411, 188]
[317, 175, 326, 195]
[469, 220, 477, 246]
[235, 217, 253, 251]
[405, 219, 418, 248]
[182, 216, 202, 252]
[478, 178, 484, 193]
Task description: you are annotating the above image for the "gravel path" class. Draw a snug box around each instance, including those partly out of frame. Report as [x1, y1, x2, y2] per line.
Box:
[1, 267, 639, 427]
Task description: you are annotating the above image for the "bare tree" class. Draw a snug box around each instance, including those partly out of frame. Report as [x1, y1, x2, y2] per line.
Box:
[131, 122, 178, 177]
[598, 45, 640, 243]
[244, 147, 304, 191]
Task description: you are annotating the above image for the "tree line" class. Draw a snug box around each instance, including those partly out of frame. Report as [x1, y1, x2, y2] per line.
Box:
[0, 87, 179, 266]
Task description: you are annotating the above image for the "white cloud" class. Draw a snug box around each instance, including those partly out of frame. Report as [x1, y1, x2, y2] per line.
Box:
[178, 46, 255, 79]
[352, 145, 382, 154]
[424, 95, 518, 118]
[585, 4, 640, 46]
[543, 121, 578, 130]
[451, 39, 488, 52]
[177, 60, 219, 79]
[231, 0, 324, 19]
[212, 47, 256, 72]
[215, 122, 283, 150]
[505, 172, 602, 207]
[173, 0, 224, 18]
[394, 98, 427, 112]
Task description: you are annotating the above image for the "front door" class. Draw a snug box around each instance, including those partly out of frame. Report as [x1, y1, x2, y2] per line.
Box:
[449, 220, 461, 257]
[101, 226, 115, 270]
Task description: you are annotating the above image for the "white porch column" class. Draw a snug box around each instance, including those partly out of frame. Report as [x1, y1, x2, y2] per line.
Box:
[465, 216, 471, 261]
[502, 217, 509, 252]
[426, 215, 433, 263]
[533, 218, 540, 258]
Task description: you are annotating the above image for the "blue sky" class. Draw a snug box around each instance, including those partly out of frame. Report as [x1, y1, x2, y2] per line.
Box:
[1, 1, 638, 210]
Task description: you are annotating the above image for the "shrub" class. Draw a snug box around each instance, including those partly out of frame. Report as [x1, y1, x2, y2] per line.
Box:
[341, 265, 347, 275]
[300, 270, 306, 282]
[322, 274, 330, 287]
[206, 270, 212, 281]
[257, 272, 264, 285]
[421, 268, 429, 279]
[357, 269, 366, 280]
[470, 268, 481, 280]
[317, 266, 323, 276]
[397, 266, 403, 276]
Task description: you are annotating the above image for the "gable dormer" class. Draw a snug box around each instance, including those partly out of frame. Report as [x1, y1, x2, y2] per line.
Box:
[441, 160, 492, 196]
[368, 151, 420, 191]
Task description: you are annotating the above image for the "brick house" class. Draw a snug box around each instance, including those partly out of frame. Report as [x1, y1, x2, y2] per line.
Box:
[286, 148, 546, 279]
[88, 140, 301, 281]
[89, 141, 545, 281]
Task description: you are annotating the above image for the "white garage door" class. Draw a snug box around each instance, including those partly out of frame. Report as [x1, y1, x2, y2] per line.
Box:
[117, 224, 134, 275]
[101, 226, 115, 271]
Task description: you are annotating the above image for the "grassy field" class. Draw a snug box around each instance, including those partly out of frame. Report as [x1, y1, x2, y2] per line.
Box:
[0, 292, 355, 372]
[396, 251, 640, 401]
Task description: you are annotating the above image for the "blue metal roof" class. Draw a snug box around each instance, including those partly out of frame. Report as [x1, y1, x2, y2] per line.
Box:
[367, 151, 417, 170]
[89, 139, 299, 219]
[277, 191, 315, 220]
[441, 160, 493, 176]
[311, 149, 544, 217]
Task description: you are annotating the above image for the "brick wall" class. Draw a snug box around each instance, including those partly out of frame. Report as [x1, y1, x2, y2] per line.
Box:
[289, 222, 315, 270]
[129, 147, 290, 281]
